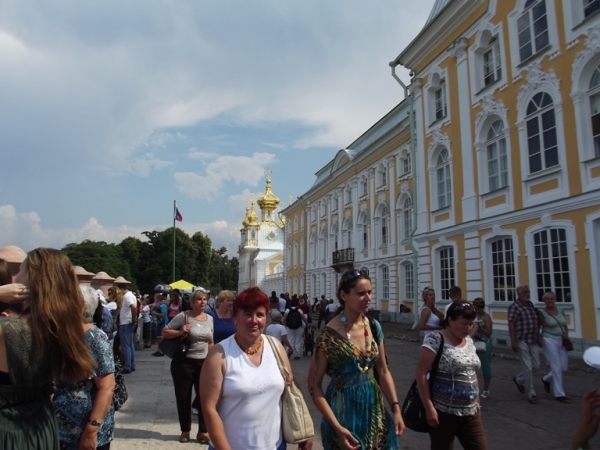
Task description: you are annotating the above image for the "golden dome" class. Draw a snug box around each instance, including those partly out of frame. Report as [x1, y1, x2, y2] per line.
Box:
[247, 202, 259, 225]
[257, 177, 280, 212]
[242, 207, 251, 228]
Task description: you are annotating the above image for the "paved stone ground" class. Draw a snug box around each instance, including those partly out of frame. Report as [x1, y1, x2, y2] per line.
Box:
[112, 322, 600, 449]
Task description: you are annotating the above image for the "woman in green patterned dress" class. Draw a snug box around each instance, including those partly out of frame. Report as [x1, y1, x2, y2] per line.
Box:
[310, 270, 405, 449]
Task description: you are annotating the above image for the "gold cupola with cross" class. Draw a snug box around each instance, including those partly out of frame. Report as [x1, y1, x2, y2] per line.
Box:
[257, 168, 281, 223]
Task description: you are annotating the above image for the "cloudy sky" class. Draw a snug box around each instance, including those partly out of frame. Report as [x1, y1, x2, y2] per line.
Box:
[0, 0, 436, 256]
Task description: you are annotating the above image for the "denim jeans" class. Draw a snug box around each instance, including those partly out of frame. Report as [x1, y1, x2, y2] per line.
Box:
[119, 323, 136, 372]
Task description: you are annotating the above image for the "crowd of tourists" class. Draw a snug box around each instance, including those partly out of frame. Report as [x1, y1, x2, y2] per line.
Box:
[0, 247, 599, 449]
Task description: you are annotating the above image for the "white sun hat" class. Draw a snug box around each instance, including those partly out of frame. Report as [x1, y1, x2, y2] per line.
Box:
[583, 346, 600, 369]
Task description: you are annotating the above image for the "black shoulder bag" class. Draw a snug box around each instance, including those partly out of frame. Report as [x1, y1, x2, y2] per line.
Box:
[401, 332, 445, 433]
[158, 312, 190, 362]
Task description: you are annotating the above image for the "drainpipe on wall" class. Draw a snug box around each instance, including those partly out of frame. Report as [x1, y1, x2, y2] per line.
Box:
[390, 62, 420, 330]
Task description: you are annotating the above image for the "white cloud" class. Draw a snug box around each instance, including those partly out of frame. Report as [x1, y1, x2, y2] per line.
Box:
[0, 204, 241, 256]
[228, 189, 263, 218]
[175, 152, 276, 201]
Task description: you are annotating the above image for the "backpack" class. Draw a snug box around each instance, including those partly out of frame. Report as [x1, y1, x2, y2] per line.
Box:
[286, 307, 303, 330]
[102, 306, 114, 336]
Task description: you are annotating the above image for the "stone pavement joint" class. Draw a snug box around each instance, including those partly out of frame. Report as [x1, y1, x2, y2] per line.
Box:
[111, 322, 600, 449]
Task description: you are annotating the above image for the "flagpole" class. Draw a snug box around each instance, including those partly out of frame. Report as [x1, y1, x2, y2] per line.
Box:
[172, 200, 176, 282]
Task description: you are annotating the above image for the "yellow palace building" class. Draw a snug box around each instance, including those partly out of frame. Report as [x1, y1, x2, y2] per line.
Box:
[281, 0, 600, 350]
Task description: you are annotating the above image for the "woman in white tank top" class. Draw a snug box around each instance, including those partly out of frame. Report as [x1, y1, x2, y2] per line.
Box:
[200, 287, 313, 450]
[418, 287, 444, 338]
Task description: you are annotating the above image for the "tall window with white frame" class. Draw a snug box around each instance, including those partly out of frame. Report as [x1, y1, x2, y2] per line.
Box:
[589, 65, 600, 158]
[403, 198, 413, 241]
[333, 196, 339, 211]
[381, 265, 389, 301]
[378, 167, 387, 188]
[526, 92, 558, 174]
[483, 37, 502, 86]
[490, 238, 516, 301]
[401, 152, 411, 176]
[439, 247, 455, 300]
[362, 226, 368, 252]
[585, 0, 600, 18]
[361, 179, 368, 196]
[403, 262, 414, 306]
[487, 120, 508, 191]
[346, 188, 352, 204]
[533, 228, 571, 302]
[381, 207, 389, 246]
[436, 148, 452, 209]
[435, 81, 447, 120]
[517, 0, 549, 63]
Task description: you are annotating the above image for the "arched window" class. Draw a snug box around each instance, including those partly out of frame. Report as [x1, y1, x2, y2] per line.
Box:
[532, 228, 571, 302]
[403, 198, 413, 241]
[517, 0, 549, 63]
[436, 148, 452, 208]
[381, 206, 389, 246]
[589, 65, 600, 158]
[487, 120, 508, 191]
[526, 92, 558, 173]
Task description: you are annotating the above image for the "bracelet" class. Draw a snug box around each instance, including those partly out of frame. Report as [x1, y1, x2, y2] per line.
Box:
[390, 401, 401, 410]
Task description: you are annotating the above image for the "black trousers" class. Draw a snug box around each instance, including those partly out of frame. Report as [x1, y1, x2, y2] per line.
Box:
[170, 358, 206, 433]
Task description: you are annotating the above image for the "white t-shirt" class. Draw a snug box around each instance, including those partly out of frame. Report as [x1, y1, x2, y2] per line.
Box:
[327, 303, 337, 313]
[217, 335, 284, 449]
[106, 302, 117, 311]
[279, 298, 287, 312]
[142, 305, 151, 323]
[266, 324, 288, 343]
[120, 291, 136, 325]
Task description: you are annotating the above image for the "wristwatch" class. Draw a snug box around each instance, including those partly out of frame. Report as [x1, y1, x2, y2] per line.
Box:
[88, 419, 102, 427]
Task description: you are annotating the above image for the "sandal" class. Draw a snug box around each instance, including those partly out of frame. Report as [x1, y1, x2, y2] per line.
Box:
[556, 396, 571, 403]
[541, 377, 551, 393]
[197, 432, 210, 443]
[528, 396, 539, 404]
[179, 432, 190, 443]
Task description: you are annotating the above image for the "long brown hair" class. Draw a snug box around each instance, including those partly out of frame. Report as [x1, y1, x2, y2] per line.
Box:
[26, 248, 96, 381]
[0, 259, 11, 286]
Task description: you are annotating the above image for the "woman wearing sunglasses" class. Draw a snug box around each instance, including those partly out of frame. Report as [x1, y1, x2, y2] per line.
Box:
[311, 270, 404, 449]
[415, 301, 488, 449]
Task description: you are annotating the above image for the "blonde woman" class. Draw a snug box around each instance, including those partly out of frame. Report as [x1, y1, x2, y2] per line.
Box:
[418, 287, 444, 338]
[163, 289, 214, 443]
[539, 291, 570, 403]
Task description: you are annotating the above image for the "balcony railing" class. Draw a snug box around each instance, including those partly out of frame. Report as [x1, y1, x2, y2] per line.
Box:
[332, 248, 355, 265]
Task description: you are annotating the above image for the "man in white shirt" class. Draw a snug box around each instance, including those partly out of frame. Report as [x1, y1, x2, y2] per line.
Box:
[119, 284, 138, 373]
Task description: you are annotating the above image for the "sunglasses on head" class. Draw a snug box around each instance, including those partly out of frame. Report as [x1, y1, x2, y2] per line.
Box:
[344, 269, 368, 283]
[452, 302, 473, 311]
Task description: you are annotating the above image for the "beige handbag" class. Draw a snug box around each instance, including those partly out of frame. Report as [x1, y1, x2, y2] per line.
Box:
[266, 335, 314, 444]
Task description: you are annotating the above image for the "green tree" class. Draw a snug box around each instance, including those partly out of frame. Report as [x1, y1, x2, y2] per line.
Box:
[62, 240, 134, 286]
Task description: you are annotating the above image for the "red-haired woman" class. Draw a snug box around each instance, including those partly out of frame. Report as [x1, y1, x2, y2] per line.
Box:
[201, 287, 313, 450]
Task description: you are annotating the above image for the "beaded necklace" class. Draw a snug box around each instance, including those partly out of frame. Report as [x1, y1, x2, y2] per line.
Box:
[235, 335, 263, 355]
[340, 310, 372, 372]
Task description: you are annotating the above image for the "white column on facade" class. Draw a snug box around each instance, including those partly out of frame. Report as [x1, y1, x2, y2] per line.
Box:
[451, 38, 477, 222]
[388, 157, 396, 253]
[389, 262, 398, 312]
[412, 79, 429, 234]
[368, 168, 376, 254]
[351, 179, 359, 252]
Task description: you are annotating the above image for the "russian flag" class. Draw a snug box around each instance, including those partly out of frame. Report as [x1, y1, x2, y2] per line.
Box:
[175, 207, 183, 222]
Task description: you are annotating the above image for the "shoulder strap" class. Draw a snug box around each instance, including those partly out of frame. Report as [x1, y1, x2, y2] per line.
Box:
[368, 317, 381, 345]
[265, 335, 291, 383]
[547, 311, 566, 335]
[428, 332, 445, 387]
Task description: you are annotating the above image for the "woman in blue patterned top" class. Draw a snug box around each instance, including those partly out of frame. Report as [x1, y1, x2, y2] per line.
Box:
[53, 285, 115, 450]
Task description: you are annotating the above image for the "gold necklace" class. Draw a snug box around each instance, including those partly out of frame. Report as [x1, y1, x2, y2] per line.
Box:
[235, 335, 263, 355]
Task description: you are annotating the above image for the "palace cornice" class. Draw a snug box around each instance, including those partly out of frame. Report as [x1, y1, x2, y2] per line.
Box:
[416, 190, 600, 243]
